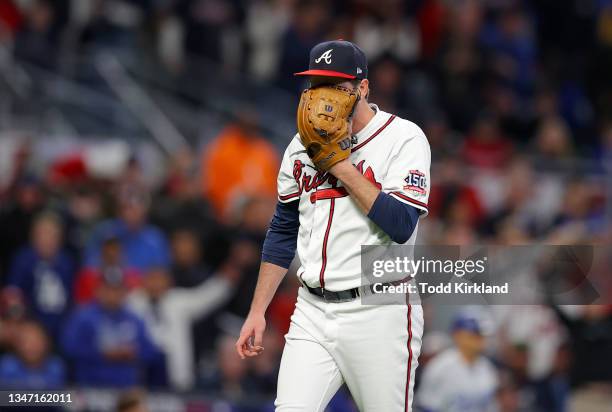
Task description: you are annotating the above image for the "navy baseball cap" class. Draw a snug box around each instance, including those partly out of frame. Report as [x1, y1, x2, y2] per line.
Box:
[451, 308, 494, 336]
[295, 40, 368, 80]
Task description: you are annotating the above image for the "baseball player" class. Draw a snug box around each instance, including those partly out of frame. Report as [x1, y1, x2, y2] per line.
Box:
[415, 308, 499, 412]
[235, 40, 431, 411]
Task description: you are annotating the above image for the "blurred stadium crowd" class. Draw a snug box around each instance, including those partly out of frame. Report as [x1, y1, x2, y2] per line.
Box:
[0, 0, 611, 411]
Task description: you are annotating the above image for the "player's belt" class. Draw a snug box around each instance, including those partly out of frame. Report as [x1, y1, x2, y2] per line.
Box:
[303, 278, 409, 303]
[303, 284, 362, 302]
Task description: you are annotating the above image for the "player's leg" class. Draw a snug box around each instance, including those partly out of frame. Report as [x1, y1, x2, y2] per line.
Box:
[275, 290, 344, 412]
[275, 333, 344, 411]
[335, 303, 424, 412]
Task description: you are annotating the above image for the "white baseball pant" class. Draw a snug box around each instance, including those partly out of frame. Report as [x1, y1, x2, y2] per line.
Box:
[275, 287, 424, 411]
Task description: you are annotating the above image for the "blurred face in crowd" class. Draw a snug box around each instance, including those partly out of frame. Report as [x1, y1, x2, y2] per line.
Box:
[536, 117, 572, 157]
[454, 329, 486, 361]
[294, 1, 327, 36]
[562, 181, 592, 219]
[0, 288, 26, 349]
[28, 0, 53, 32]
[101, 239, 122, 266]
[96, 283, 127, 311]
[119, 198, 149, 230]
[472, 117, 499, 142]
[143, 268, 172, 300]
[450, 0, 483, 40]
[171, 230, 201, 267]
[17, 322, 48, 367]
[371, 59, 401, 96]
[16, 181, 43, 211]
[69, 188, 102, 223]
[31, 213, 62, 259]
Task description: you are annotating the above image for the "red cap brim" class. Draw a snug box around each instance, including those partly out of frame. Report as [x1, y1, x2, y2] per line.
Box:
[294, 69, 356, 79]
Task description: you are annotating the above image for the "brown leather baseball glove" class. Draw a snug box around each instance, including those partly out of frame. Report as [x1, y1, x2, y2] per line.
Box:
[297, 85, 360, 171]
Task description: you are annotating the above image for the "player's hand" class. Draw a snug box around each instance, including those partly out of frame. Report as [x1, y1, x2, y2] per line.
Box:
[328, 158, 354, 179]
[236, 313, 266, 359]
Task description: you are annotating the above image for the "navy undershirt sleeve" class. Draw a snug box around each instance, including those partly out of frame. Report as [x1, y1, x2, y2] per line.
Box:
[367, 192, 420, 243]
[261, 200, 300, 269]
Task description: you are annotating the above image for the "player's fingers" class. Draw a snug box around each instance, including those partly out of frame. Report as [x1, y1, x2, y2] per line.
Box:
[243, 345, 264, 357]
[235, 331, 251, 359]
[253, 325, 264, 348]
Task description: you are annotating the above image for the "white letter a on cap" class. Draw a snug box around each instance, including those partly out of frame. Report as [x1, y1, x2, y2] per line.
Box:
[315, 49, 333, 64]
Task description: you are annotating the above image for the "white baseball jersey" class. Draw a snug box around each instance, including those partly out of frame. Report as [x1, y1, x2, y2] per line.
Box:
[277, 105, 431, 291]
[416, 348, 498, 412]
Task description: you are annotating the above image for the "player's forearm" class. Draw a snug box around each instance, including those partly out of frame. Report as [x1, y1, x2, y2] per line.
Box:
[249, 261, 288, 316]
[329, 160, 379, 214]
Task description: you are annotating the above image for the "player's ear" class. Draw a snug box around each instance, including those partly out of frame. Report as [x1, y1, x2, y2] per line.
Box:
[359, 79, 369, 101]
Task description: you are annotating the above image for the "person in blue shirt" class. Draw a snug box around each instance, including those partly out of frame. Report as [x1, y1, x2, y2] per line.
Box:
[84, 187, 170, 273]
[8, 212, 75, 338]
[0, 320, 65, 389]
[61, 266, 157, 387]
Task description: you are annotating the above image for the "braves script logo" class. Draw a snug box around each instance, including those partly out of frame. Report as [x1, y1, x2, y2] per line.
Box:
[315, 49, 333, 64]
[293, 159, 381, 203]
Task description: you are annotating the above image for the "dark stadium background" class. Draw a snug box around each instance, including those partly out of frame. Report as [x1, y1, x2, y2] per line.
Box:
[0, 0, 610, 411]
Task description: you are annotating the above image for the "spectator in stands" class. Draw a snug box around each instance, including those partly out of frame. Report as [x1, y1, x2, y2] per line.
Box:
[480, 157, 535, 238]
[0, 287, 27, 354]
[226, 196, 274, 317]
[428, 156, 484, 227]
[277, 0, 328, 91]
[78, 0, 151, 51]
[127, 245, 246, 391]
[0, 175, 45, 277]
[353, 0, 420, 64]
[153, 149, 217, 236]
[75, 236, 141, 304]
[61, 266, 156, 388]
[532, 116, 575, 169]
[64, 185, 104, 254]
[548, 305, 612, 411]
[416, 308, 499, 411]
[0, 320, 65, 389]
[84, 186, 170, 272]
[201, 111, 279, 220]
[434, 0, 485, 132]
[368, 54, 407, 116]
[546, 179, 603, 240]
[170, 228, 211, 288]
[13, 0, 58, 68]
[7, 211, 75, 338]
[461, 114, 514, 170]
[245, 0, 291, 81]
[175, 0, 239, 64]
[481, 5, 537, 97]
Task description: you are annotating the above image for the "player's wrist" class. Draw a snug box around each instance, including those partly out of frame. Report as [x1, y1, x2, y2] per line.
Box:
[328, 159, 354, 178]
[248, 307, 267, 318]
